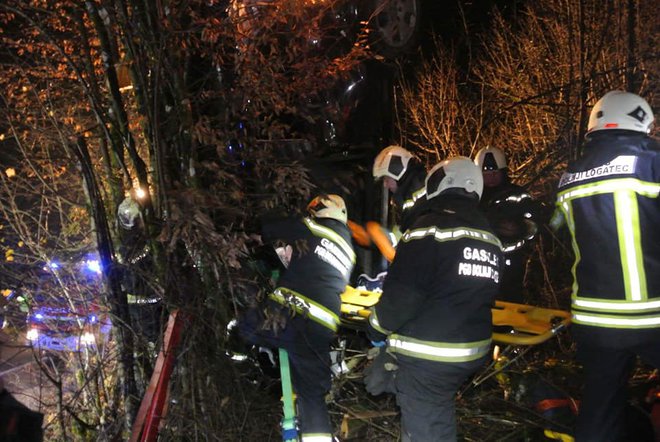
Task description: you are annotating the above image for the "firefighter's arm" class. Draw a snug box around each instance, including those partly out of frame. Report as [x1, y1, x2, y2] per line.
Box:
[365, 221, 397, 262]
[347, 220, 371, 247]
[548, 206, 565, 231]
[366, 241, 429, 339]
[372, 279, 426, 332]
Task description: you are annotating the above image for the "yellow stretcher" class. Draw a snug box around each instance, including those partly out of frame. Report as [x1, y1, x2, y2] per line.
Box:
[340, 286, 571, 346]
[344, 220, 571, 346]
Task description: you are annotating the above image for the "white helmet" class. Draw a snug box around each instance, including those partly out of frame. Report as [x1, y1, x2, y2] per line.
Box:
[372, 145, 414, 180]
[474, 146, 507, 171]
[117, 196, 140, 229]
[426, 156, 484, 200]
[587, 91, 654, 136]
[307, 194, 348, 224]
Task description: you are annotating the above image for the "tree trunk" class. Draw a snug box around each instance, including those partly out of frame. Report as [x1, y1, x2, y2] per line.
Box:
[72, 137, 139, 430]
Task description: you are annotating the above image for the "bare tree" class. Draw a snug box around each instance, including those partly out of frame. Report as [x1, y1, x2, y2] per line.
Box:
[399, 0, 658, 185]
[396, 0, 657, 314]
[0, 0, 371, 439]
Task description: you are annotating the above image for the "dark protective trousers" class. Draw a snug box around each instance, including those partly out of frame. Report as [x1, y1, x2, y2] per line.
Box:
[394, 354, 487, 442]
[574, 335, 660, 442]
[239, 305, 334, 438]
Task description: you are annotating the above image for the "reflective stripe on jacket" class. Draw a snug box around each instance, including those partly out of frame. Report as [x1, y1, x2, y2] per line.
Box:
[301, 433, 333, 442]
[302, 217, 356, 279]
[402, 185, 426, 211]
[262, 216, 355, 321]
[367, 196, 502, 362]
[388, 335, 492, 363]
[270, 287, 340, 332]
[371, 309, 491, 362]
[554, 134, 660, 330]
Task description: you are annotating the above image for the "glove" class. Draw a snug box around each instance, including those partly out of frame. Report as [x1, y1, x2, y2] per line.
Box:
[367, 341, 386, 361]
[363, 348, 398, 396]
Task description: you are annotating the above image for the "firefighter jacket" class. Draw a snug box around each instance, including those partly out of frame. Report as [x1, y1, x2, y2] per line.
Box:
[393, 161, 427, 233]
[552, 132, 660, 342]
[367, 195, 503, 362]
[480, 179, 540, 253]
[261, 216, 356, 333]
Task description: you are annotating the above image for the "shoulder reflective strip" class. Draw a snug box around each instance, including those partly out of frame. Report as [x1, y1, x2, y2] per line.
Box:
[303, 218, 356, 264]
[573, 313, 660, 328]
[136, 298, 160, 304]
[402, 187, 426, 210]
[301, 434, 333, 442]
[402, 226, 502, 248]
[388, 336, 491, 362]
[502, 240, 525, 253]
[557, 178, 660, 202]
[368, 309, 391, 335]
[559, 177, 653, 302]
[504, 193, 531, 203]
[270, 288, 339, 332]
[574, 297, 660, 312]
[615, 191, 646, 301]
[127, 295, 161, 304]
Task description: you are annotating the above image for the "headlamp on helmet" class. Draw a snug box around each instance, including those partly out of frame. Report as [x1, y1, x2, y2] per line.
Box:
[426, 157, 484, 200]
[474, 146, 507, 171]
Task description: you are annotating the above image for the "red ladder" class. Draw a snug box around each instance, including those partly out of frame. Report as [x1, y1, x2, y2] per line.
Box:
[130, 309, 185, 442]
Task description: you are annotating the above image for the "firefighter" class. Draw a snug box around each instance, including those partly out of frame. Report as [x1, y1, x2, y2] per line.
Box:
[372, 145, 427, 233]
[550, 90, 660, 441]
[474, 146, 540, 303]
[239, 194, 356, 442]
[365, 157, 502, 441]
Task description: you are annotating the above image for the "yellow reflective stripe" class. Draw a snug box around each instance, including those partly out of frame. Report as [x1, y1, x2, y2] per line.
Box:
[558, 201, 581, 297]
[614, 191, 647, 301]
[388, 335, 491, 362]
[501, 193, 531, 203]
[549, 208, 565, 231]
[127, 294, 161, 304]
[303, 218, 356, 264]
[301, 434, 333, 442]
[573, 312, 660, 329]
[557, 177, 660, 201]
[544, 429, 575, 442]
[402, 186, 426, 210]
[502, 239, 525, 253]
[401, 226, 502, 249]
[269, 288, 339, 332]
[368, 309, 391, 335]
[559, 177, 658, 302]
[574, 297, 660, 313]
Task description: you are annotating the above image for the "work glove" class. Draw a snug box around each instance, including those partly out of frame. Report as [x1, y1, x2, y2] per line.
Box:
[363, 347, 398, 396]
[366, 341, 386, 360]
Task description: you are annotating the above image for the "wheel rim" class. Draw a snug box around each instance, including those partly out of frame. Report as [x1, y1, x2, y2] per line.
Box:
[374, 0, 418, 48]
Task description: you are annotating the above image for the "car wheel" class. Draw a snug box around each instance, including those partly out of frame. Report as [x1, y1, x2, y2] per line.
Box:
[369, 0, 421, 59]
